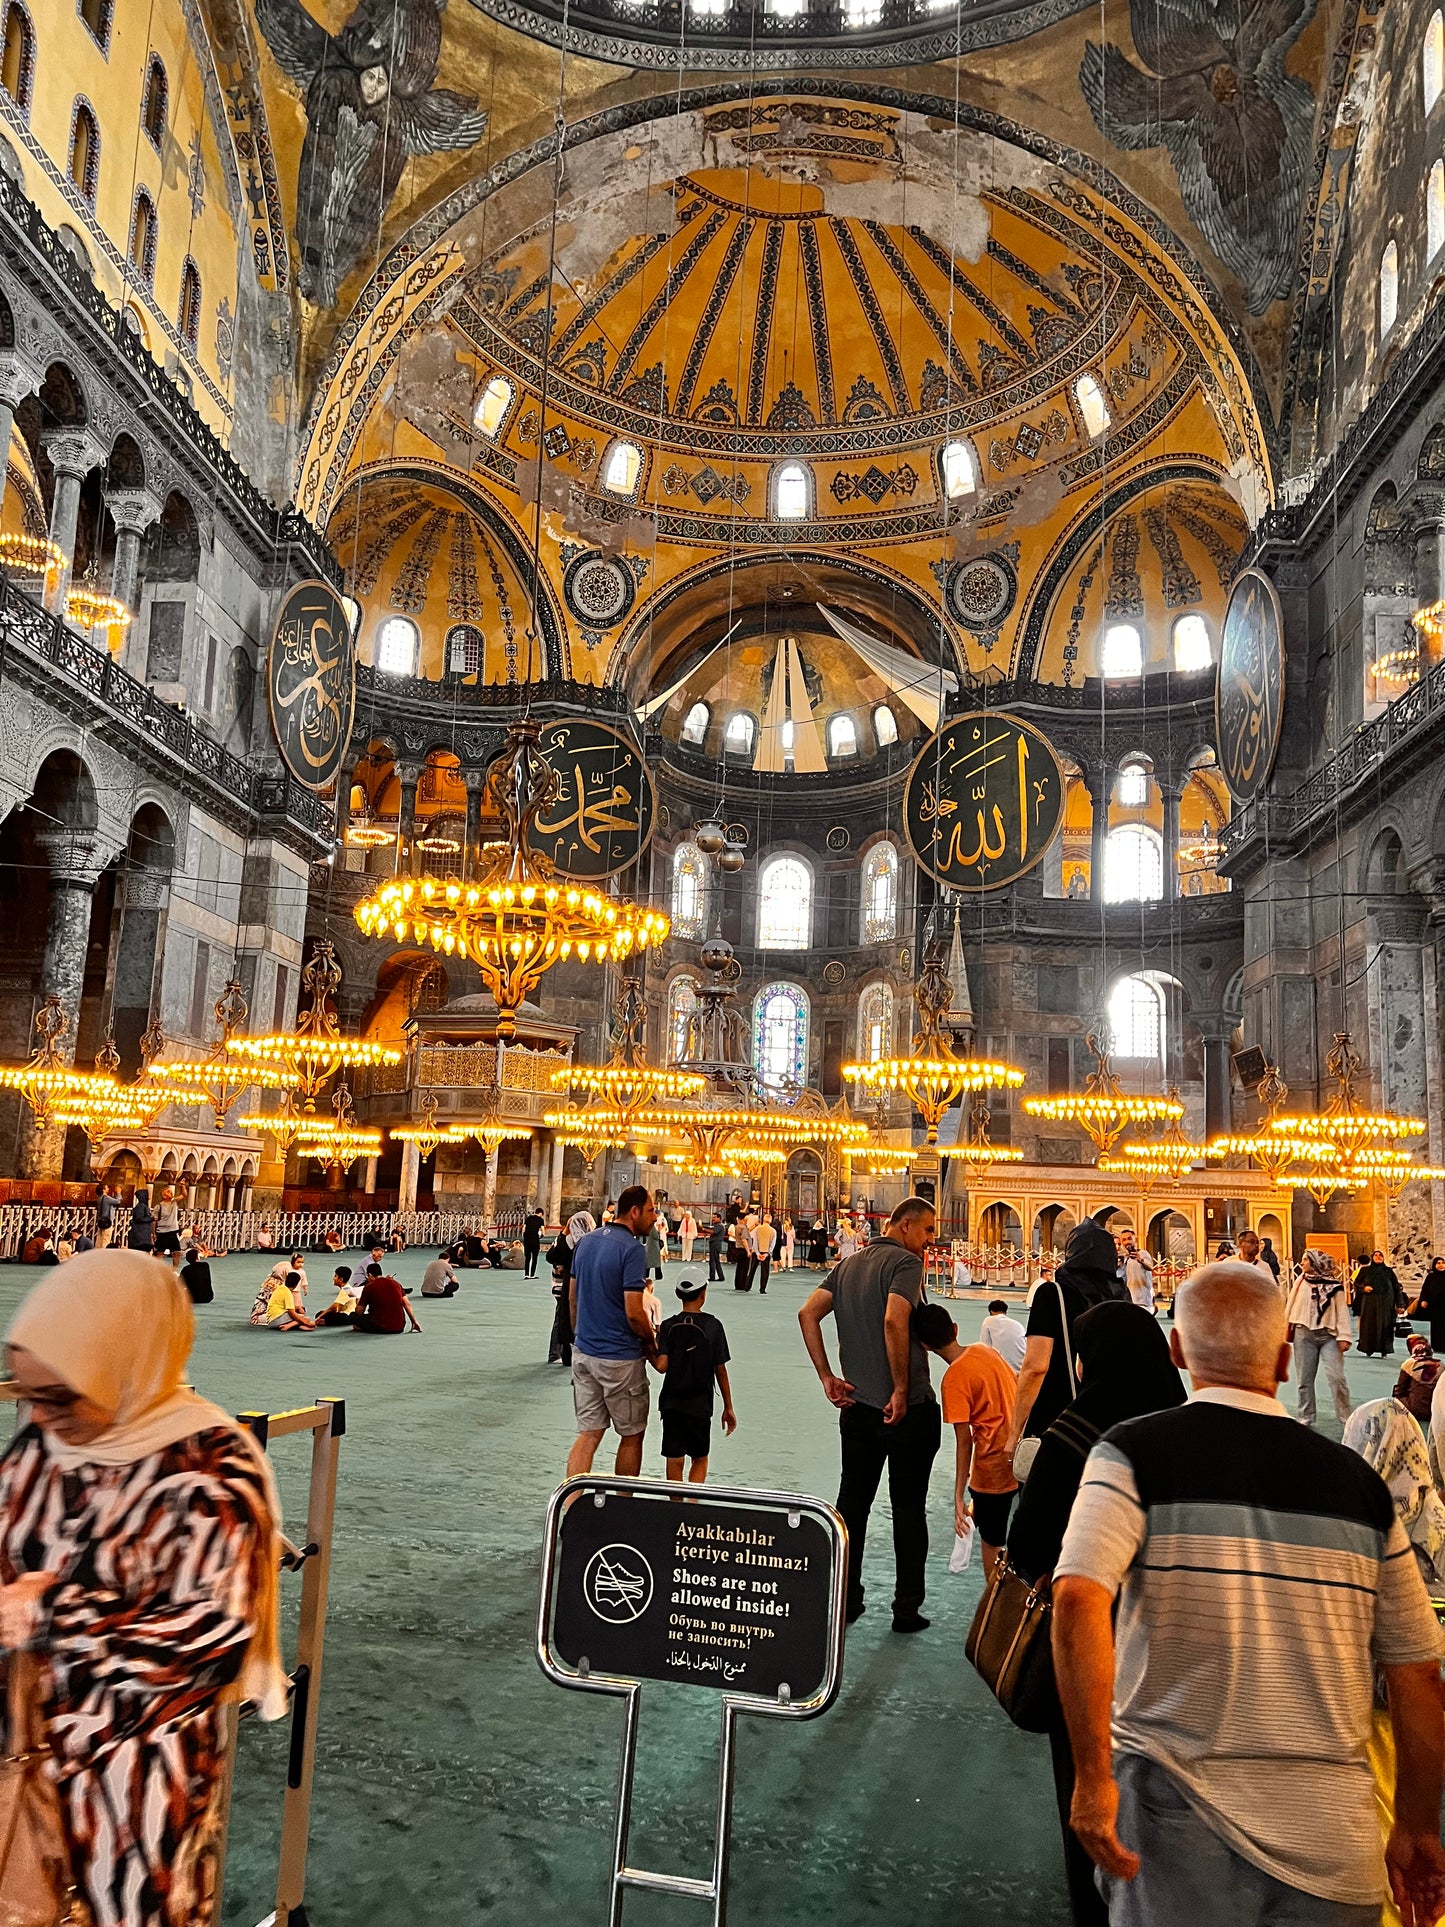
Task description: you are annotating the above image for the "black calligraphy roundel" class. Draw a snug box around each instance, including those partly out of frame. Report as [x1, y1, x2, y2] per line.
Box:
[1216, 568, 1284, 806]
[532, 720, 655, 881]
[266, 579, 356, 793]
[904, 711, 1065, 892]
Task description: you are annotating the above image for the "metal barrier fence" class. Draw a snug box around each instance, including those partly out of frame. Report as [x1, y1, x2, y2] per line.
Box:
[0, 1204, 528, 1261]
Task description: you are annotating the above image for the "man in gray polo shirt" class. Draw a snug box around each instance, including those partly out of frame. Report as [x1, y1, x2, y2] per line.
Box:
[798, 1196, 940, 1632]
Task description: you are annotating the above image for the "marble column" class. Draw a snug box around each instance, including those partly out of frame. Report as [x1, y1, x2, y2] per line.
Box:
[103, 488, 160, 616]
[395, 763, 421, 875]
[0, 350, 41, 521]
[482, 1148, 498, 1230]
[1087, 766, 1112, 903]
[397, 1137, 420, 1214]
[40, 429, 104, 618]
[526, 1132, 543, 1206]
[547, 1134, 564, 1227]
[1161, 784, 1182, 901]
[463, 769, 486, 878]
[362, 1155, 379, 1197]
[1196, 1015, 1235, 1142]
[1415, 516, 1445, 618]
[19, 828, 115, 1178]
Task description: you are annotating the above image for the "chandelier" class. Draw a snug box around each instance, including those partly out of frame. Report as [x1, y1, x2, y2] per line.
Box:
[146, 977, 290, 1129]
[0, 532, 64, 579]
[1024, 1030, 1183, 1156]
[228, 941, 402, 1107]
[1274, 1033, 1424, 1164]
[941, 1091, 1025, 1179]
[550, 978, 705, 1128]
[0, 998, 124, 1126]
[353, 722, 669, 1038]
[390, 1093, 447, 1161]
[65, 586, 131, 652]
[549, 1096, 616, 1165]
[1099, 1136, 1208, 1198]
[293, 1084, 382, 1170]
[238, 1088, 307, 1154]
[843, 952, 1024, 1145]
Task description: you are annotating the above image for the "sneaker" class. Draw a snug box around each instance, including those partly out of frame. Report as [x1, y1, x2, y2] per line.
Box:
[891, 1614, 931, 1635]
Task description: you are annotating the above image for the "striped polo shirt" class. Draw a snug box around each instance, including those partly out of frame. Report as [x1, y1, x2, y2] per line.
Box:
[1056, 1386, 1444, 1905]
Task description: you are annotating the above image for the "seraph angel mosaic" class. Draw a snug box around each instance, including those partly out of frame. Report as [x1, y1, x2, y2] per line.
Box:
[255, 0, 488, 307]
[1079, 0, 1318, 314]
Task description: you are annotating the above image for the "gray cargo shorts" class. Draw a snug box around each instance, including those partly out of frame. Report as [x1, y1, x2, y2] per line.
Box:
[571, 1350, 650, 1437]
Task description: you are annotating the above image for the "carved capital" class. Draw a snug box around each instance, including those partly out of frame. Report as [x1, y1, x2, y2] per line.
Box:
[0, 348, 42, 414]
[104, 488, 162, 536]
[40, 427, 105, 481]
[36, 828, 120, 888]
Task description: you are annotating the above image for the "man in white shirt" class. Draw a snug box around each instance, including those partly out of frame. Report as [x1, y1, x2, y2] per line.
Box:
[979, 1298, 1027, 1372]
[1235, 1227, 1279, 1286]
[1285, 1248, 1354, 1427]
[1120, 1235, 1154, 1312]
[754, 1214, 778, 1294]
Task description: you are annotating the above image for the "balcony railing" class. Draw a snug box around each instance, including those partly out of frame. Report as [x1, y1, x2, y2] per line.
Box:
[0, 573, 333, 840]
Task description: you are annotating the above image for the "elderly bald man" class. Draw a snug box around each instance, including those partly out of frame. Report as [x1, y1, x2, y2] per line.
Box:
[1051, 1260, 1445, 1927]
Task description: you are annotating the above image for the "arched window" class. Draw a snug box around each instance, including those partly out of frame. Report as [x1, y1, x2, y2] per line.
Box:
[79, 0, 112, 50]
[1172, 612, 1212, 671]
[858, 981, 894, 1063]
[444, 623, 482, 677]
[1427, 10, 1444, 111]
[940, 438, 977, 500]
[142, 55, 168, 148]
[1109, 973, 1165, 1062]
[827, 713, 858, 759]
[1381, 240, 1400, 336]
[843, 0, 882, 22]
[1431, 161, 1445, 263]
[68, 101, 99, 207]
[128, 189, 157, 286]
[1, 4, 35, 116]
[602, 440, 642, 496]
[861, 841, 898, 942]
[758, 855, 811, 949]
[874, 704, 898, 746]
[774, 462, 810, 521]
[723, 711, 755, 758]
[473, 376, 511, 438]
[671, 842, 707, 939]
[680, 700, 710, 746]
[668, 976, 699, 1065]
[178, 259, 201, 348]
[1101, 622, 1142, 678]
[1103, 824, 1164, 902]
[1117, 760, 1150, 808]
[376, 615, 419, 677]
[754, 982, 809, 1090]
[1075, 372, 1111, 438]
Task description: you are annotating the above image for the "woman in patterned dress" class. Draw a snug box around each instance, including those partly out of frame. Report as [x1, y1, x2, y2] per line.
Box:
[0, 1251, 286, 1927]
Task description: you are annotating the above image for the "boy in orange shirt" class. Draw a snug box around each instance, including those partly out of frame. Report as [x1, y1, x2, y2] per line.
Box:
[913, 1302, 1018, 1578]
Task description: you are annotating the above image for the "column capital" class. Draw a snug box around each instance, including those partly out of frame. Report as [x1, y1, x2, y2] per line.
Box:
[36, 827, 120, 888]
[0, 348, 42, 414]
[394, 761, 423, 789]
[40, 427, 105, 480]
[104, 487, 162, 535]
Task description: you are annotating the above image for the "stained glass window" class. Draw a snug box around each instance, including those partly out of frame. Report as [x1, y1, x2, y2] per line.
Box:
[672, 843, 706, 939]
[668, 976, 699, 1066]
[758, 855, 811, 949]
[754, 983, 808, 1090]
[861, 842, 898, 942]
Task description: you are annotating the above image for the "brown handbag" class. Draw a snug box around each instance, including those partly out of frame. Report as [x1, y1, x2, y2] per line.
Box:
[964, 1554, 1059, 1734]
[0, 1655, 89, 1927]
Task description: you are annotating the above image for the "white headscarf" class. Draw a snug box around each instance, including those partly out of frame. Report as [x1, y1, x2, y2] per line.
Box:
[567, 1211, 596, 1244]
[1343, 1396, 1445, 1588]
[7, 1250, 288, 1717]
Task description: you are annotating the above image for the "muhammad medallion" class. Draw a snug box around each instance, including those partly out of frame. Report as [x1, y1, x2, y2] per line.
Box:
[1216, 568, 1284, 805]
[266, 580, 356, 792]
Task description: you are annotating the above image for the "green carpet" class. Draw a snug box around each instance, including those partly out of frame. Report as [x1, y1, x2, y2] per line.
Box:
[0, 1256, 1406, 1927]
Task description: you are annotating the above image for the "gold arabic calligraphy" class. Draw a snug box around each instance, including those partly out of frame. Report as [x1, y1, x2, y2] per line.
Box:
[534, 764, 641, 855]
[908, 716, 1062, 889]
[271, 591, 349, 778]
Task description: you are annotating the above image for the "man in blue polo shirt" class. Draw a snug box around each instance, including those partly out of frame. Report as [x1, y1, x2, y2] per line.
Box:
[566, 1184, 659, 1477]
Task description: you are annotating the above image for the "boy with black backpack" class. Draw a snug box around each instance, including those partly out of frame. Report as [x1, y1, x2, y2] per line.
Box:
[653, 1280, 737, 1483]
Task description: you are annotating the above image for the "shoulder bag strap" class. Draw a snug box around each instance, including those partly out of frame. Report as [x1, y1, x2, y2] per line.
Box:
[1055, 1280, 1077, 1404]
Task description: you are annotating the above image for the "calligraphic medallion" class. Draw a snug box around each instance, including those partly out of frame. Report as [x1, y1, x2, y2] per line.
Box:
[531, 720, 654, 880]
[1216, 568, 1284, 805]
[266, 580, 356, 792]
[904, 711, 1064, 891]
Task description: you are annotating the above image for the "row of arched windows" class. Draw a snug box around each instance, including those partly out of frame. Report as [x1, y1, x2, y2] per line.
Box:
[682, 700, 899, 762]
[1100, 611, 1214, 678]
[671, 843, 898, 946]
[1380, 13, 1445, 342]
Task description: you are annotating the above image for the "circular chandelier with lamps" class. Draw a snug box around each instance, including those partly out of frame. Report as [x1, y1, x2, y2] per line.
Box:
[227, 940, 402, 1108]
[1273, 1032, 1424, 1163]
[0, 998, 151, 1129]
[0, 532, 65, 580]
[65, 587, 131, 652]
[549, 977, 705, 1126]
[843, 952, 1025, 1145]
[940, 1091, 1025, 1178]
[145, 977, 292, 1129]
[389, 1094, 447, 1163]
[353, 721, 670, 1038]
[1023, 1030, 1183, 1156]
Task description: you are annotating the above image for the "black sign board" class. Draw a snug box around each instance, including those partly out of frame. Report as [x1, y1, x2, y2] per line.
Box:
[548, 1483, 841, 1705]
[904, 710, 1064, 891]
[531, 719, 654, 881]
[266, 579, 356, 792]
[1216, 567, 1285, 806]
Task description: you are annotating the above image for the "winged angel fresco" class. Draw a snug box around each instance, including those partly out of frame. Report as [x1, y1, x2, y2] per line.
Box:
[1079, 0, 1317, 314]
[255, 0, 488, 307]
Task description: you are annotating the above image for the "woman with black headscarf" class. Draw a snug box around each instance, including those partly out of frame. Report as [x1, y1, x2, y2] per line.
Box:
[1007, 1302, 1187, 1927]
[1006, 1218, 1127, 1474]
[1409, 1255, 1445, 1351]
[1352, 1247, 1403, 1357]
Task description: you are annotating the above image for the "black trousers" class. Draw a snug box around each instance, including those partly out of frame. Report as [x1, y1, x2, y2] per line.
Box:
[548, 1288, 573, 1365]
[707, 1249, 724, 1281]
[755, 1257, 771, 1293]
[835, 1400, 941, 1619]
[523, 1242, 541, 1277]
[1047, 1721, 1110, 1927]
[733, 1252, 754, 1291]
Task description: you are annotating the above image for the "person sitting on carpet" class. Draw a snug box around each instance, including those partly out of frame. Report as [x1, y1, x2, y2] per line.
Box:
[315, 1265, 362, 1328]
[422, 1255, 459, 1298]
[353, 1263, 422, 1335]
[319, 1228, 344, 1256]
[180, 1245, 214, 1305]
[251, 1269, 316, 1332]
[1394, 1336, 1443, 1426]
[653, 1281, 736, 1484]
